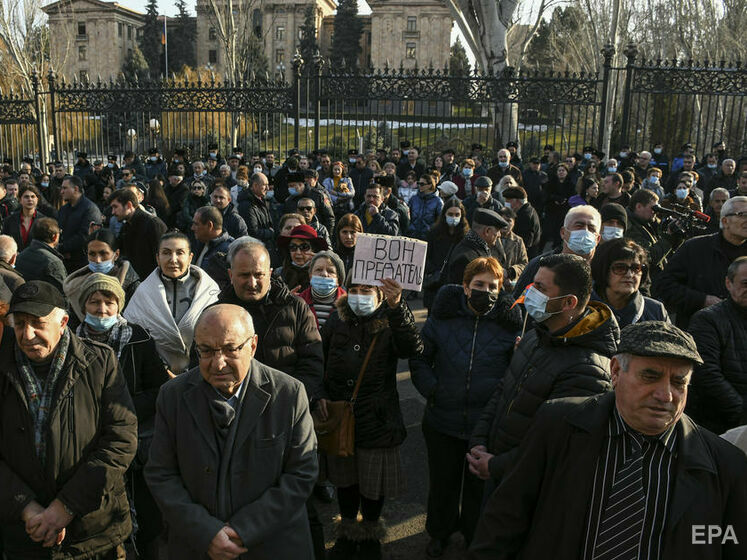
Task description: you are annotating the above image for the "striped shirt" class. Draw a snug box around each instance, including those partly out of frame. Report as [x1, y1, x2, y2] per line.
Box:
[583, 406, 678, 560]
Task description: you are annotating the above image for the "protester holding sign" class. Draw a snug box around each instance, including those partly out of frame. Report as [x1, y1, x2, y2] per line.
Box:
[354, 184, 400, 236]
[351, 233, 428, 292]
[319, 277, 423, 559]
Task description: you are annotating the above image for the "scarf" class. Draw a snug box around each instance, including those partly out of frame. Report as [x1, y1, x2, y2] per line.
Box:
[465, 229, 490, 255]
[16, 328, 71, 465]
[76, 315, 133, 360]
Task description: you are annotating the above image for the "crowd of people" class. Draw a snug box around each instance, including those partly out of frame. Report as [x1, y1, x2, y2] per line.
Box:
[0, 136, 745, 560]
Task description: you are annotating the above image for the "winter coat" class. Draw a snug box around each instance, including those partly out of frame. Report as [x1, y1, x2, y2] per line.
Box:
[447, 230, 507, 285]
[63, 259, 141, 322]
[298, 286, 346, 328]
[283, 188, 336, 233]
[118, 207, 168, 281]
[386, 195, 410, 233]
[354, 203, 400, 236]
[220, 202, 248, 239]
[469, 393, 747, 560]
[410, 287, 522, 439]
[500, 231, 528, 283]
[349, 166, 374, 207]
[144, 159, 168, 180]
[2, 209, 48, 251]
[15, 239, 67, 292]
[0, 259, 24, 293]
[407, 191, 444, 240]
[486, 164, 523, 187]
[469, 301, 619, 481]
[463, 194, 502, 226]
[218, 277, 324, 401]
[164, 182, 189, 228]
[423, 228, 463, 309]
[321, 296, 423, 448]
[0, 329, 137, 558]
[686, 298, 747, 434]
[513, 202, 542, 257]
[323, 177, 355, 217]
[334, 244, 355, 276]
[177, 193, 210, 232]
[522, 169, 548, 211]
[238, 190, 275, 244]
[590, 288, 669, 328]
[58, 196, 102, 271]
[654, 232, 747, 328]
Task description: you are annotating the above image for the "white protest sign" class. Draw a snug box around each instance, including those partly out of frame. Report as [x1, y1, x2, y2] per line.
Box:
[351, 234, 428, 292]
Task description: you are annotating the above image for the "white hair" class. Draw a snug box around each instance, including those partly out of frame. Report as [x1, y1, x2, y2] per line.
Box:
[564, 204, 602, 232]
[0, 234, 17, 262]
[710, 187, 730, 202]
[639, 151, 651, 159]
[497, 148, 510, 158]
[721, 196, 747, 230]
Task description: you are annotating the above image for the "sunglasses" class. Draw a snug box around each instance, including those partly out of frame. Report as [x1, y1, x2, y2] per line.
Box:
[611, 263, 646, 275]
[297, 206, 314, 211]
[288, 242, 312, 252]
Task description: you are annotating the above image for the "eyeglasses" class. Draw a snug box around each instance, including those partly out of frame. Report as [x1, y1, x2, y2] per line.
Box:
[297, 206, 314, 211]
[610, 263, 646, 276]
[288, 242, 312, 252]
[723, 211, 747, 218]
[196, 334, 253, 359]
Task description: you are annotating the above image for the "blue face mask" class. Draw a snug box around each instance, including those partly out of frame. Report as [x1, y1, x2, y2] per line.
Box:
[462, 168, 473, 178]
[498, 161, 509, 168]
[149, 156, 157, 162]
[584, 153, 592, 160]
[288, 187, 299, 197]
[88, 260, 115, 273]
[40, 182, 49, 188]
[608, 167, 617, 174]
[348, 293, 379, 317]
[446, 215, 460, 227]
[707, 163, 717, 169]
[566, 228, 597, 255]
[310, 275, 338, 295]
[266, 190, 275, 199]
[84, 313, 119, 331]
[676, 188, 689, 200]
[649, 176, 659, 184]
[654, 148, 663, 155]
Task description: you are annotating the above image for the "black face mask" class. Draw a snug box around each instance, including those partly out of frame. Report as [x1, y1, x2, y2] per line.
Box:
[468, 289, 498, 314]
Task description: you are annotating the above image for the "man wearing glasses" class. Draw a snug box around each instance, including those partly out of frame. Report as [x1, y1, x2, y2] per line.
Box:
[145, 304, 318, 559]
[295, 198, 332, 247]
[655, 196, 747, 328]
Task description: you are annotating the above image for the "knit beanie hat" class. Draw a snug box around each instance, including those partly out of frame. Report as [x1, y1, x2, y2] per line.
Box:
[310, 250, 346, 286]
[79, 273, 125, 313]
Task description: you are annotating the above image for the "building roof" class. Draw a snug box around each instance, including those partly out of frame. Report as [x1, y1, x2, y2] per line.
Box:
[42, 0, 145, 19]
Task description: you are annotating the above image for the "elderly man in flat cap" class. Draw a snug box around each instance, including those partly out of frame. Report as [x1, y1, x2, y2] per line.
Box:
[470, 321, 747, 560]
[447, 208, 508, 284]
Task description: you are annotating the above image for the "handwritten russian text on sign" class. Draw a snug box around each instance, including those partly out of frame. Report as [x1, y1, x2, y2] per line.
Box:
[351, 234, 428, 292]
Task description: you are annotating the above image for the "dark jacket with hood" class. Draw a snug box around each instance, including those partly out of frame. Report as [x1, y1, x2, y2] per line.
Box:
[354, 203, 400, 236]
[469, 301, 619, 481]
[217, 277, 324, 401]
[321, 295, 423, 448]
[410, 286, 523, 439]
[686, 297, 747, 434]
[407, 191, 443, 240]
[0, 329, 137, 558]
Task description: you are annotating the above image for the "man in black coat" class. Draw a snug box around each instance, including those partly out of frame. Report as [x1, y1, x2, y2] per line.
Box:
[655, 196, 747, 328]
[110, 189, 167, 280]
[469, 321, 747, 560]
[503, 186, 542, 258]
[164, 167, 189, 229]
[468, 254, 619, 486]
[447, 209, 508, 285]
[238, 172, 275, 245]
[521, 156, 547, 212]
[0, 235, 25, 293]
[687, 256, 747, 434]
[463, 177, 502, 226]
[0, 282, 137, 559]
[396, 146, 426, 181]
[347, 150, 374, 207]
[57, 175, 102, 272]
[210, 184, 248, 239]
[191, 206, 234, 290]
[354, 184, 400, 235]
[14, 218, 67, 292]
[283, 171, 335, 232]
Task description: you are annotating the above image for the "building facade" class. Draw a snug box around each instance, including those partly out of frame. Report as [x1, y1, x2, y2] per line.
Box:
[43, 0, 145, 81]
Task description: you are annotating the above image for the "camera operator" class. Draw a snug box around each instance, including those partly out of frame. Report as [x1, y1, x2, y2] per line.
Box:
[654, 196, 747, 328]
[624, 189, 683, 282]
[660, 176, 702, 212]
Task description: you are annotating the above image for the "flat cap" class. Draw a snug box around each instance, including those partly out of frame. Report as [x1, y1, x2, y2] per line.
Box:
[9, 281, 66, 317]
[473, 208, 508, 229]
[474, 176, 493, 189]
[437, 181, 458, 196]
[617, 321, 702, 365]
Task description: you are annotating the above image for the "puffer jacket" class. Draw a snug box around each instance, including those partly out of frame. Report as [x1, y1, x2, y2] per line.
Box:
[410, 286, 522, 439]
[407, 191, 443, 240]
[0, 329, 137, 558]
[321, 295, 423, 448]
[686, 298, 747, 434]
[469, 301, 619, 480]
[217, 277, 324, 401]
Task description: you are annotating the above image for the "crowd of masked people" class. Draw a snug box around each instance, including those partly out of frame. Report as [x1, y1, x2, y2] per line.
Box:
[0, 136, 745, 560]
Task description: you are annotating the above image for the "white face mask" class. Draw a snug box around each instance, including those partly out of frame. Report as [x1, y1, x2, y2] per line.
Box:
[601, 226, 624, 241]
[523, 285, 568, 323]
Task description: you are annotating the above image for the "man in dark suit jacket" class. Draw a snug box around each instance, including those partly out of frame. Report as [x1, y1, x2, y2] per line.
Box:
[469, 321, 747, 560]
[145, 304, 318, 560]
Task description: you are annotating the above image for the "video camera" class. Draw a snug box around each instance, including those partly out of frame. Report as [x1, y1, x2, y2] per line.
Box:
[653, 203, 711, 238]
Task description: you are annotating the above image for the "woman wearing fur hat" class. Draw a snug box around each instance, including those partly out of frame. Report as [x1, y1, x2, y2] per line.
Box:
[317, 278, 423, 559]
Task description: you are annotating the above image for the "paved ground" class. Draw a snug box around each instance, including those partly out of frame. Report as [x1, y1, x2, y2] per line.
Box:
[315, 299, 470, 559]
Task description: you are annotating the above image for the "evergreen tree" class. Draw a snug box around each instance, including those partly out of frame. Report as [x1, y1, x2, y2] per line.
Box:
[330, 0, 363, 70]
[299, 5, 319, 69]
[139, 0, 161, 78]
[123, 45, 151, 81]
[449, 37, 471, 75]
[167, 0, 196, 73]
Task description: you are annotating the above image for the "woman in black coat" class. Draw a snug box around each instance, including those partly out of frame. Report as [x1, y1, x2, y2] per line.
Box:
[410, 257, 522, 556]
[543, 163, 575, 248]
[319, 278, 423, 560]
[423, 198, 469, 312]
[76, 273, 169, 560]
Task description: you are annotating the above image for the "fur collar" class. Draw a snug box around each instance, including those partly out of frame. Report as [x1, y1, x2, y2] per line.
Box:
[335, 293, 390, 333]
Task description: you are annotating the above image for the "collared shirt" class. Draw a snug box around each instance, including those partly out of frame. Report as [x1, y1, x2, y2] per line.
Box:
[582, 406, 678, 560]
[214, 376, 247, 410]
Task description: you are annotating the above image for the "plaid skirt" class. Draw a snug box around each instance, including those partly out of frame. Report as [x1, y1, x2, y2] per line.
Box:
[324, 446, 406, 500]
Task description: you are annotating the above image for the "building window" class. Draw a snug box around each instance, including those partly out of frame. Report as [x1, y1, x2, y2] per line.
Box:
[79, 70, 89, 82]
[209, 27, 217, 40]
[275, 49, 284, 64]
[77, 21, 86, 36]
[406, 42, 416, 59]
[78, 45, 86, 61]
[127, 25, 132, 39]
[275, 25, 285, 41]
[406, 16, 417, 32]
[209, 50, 218, 64]
[118, 22, 123, 36]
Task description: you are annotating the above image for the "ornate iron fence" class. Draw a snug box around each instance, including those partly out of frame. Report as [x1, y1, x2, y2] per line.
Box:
[0, 45, 744, 169]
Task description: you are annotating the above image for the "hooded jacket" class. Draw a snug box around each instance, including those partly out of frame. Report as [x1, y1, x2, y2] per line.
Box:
[469, 301, 620, 481]
[410, 286, 523, 439]
[321, 295, 423, 448]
